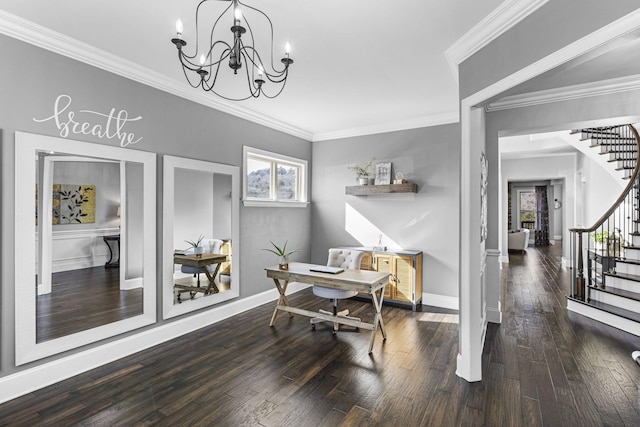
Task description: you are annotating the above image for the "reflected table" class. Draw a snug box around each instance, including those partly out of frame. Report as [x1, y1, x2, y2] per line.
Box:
[266, 262, 391, 353]
[173, 253, 227, 302]
[103, 235, 120, 268]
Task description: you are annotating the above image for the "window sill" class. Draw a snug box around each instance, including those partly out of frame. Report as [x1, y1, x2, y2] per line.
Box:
[242, 200, 309, 208]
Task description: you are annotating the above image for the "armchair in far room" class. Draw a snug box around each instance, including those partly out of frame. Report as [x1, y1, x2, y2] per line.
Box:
[181, 238, 224, 285]
[508, 229, 530, 253]
[310, 248, 364, 334]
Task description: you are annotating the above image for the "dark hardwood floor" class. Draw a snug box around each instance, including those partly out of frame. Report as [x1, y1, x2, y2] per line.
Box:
[3, 245, 640, 426]
[37, 267, 142, 342]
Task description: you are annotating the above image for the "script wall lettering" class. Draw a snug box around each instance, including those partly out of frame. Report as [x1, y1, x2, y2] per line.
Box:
[33, 94, 143, 147]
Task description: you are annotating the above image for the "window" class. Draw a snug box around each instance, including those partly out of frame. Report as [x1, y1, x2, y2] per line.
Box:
[519, 190, 536, 230]
[243, 146, 308, 207]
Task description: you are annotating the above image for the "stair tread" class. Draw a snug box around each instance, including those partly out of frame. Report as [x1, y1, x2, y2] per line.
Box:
[589, 284, 640, 302]
[615, 257, 640, 265]
[568, 296, 640, 323]
[572, 128, 625, 135]
[580, 142, 638, 147]
[603, 271, 640, 282]
[598, 149, 638, 154]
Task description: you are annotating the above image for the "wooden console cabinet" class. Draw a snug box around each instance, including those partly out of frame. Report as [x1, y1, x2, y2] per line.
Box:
[346, 247, 423, 310]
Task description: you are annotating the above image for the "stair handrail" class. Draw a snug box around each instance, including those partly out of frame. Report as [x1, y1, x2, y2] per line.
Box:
[569, 124, 640, 235]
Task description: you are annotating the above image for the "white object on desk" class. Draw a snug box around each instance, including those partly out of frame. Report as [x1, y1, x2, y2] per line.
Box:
[309, 265, 344, 274]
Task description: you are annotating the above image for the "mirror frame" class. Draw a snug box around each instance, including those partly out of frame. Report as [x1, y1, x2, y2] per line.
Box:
[162, 155, 240, 319]
[15, 132, 157, 365]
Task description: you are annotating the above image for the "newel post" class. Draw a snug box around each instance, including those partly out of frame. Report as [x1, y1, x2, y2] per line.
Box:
[575, 231, 585, 300]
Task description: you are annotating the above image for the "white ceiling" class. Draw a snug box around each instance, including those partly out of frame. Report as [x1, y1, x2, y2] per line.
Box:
[0, 0, 507, 140]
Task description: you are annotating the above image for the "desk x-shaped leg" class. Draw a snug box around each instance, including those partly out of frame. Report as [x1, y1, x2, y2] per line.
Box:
[269, 279, 388, 353]
[368, 285, 387, 353]
[202, 263, 222, 294]
[270, 278, 295, 326]
[175, 263, 222, 303]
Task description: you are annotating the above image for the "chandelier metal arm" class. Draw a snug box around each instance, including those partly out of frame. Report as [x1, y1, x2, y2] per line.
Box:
[200, 58, 225, 91]
[176, 41, 231, 73]
[238, 1, 281, 73]
[240, 46, 289, 82]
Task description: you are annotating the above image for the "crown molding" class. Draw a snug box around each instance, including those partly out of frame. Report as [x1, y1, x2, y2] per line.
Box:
[485, 74, 640, 112]
[311, 111, 460, 142]
[501, 151, 577, 160]
[0, 10, 313, 141]
[445, 0, 548, 81]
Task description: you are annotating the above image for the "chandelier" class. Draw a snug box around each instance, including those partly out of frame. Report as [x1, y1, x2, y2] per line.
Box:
[171, 0, 293, 101]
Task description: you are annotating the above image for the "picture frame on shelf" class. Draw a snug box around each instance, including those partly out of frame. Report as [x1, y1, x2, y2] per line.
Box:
[374, 162, 392, 185]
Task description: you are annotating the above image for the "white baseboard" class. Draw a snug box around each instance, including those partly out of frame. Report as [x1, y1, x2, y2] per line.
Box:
[52, 255, 110, 273]
[500, 255, 509, 263]
[121, 277, 143, 290]
[422, 292, 459, 310]
[0, 282, 311, 405]
[37, 283, 52, 295]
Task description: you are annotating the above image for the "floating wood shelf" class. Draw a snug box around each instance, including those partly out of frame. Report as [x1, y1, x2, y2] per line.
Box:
[345, 183, 418, 196]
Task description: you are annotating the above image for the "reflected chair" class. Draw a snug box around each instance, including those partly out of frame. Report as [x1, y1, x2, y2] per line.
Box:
[179, 238, 223, 298]
[310, 248, 364, 334]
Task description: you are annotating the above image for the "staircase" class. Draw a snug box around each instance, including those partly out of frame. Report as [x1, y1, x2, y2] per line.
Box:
[568, 124, 640, 336]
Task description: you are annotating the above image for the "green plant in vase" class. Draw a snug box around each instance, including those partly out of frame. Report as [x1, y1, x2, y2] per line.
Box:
[185, 235, 205, 257]
[592, 230, 608, 251]
[263, 240, 301, 270]
[347, 158, 375, 185]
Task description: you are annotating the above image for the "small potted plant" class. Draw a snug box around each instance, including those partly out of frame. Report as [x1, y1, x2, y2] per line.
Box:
[592, 230, 608, 251]
[348, 158, 375, 185]
[185, 235, 205, 257]
[263, 240, 300, 270]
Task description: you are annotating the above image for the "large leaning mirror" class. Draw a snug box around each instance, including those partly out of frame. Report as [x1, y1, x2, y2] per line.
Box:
[15, 132, 156, 365]
[162, 155, 240, 319]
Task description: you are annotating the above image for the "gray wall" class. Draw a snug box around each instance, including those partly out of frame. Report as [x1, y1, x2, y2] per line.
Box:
[311, 124, 460, 300]
[0, 34, 311, 376]
[459, 0, 640, 99]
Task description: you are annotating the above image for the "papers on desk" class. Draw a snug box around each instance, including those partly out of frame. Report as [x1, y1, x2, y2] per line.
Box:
[309, 265, 344, 274]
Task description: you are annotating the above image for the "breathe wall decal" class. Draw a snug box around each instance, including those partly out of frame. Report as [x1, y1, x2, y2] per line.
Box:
[33, 94, 143, 147]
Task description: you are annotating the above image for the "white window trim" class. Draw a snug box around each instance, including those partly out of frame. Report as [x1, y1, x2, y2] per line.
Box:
[242, 146, 309, 208]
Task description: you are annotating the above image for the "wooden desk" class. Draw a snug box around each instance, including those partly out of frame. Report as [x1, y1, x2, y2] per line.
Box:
[173, 253, 227, 302]
[266, 262, 391, 353]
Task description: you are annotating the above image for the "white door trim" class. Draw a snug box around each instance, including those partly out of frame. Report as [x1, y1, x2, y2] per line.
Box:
[457, 9, 640, 382]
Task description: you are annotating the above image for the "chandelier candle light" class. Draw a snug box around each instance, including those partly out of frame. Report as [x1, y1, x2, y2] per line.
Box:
[171, 0, 294, 100]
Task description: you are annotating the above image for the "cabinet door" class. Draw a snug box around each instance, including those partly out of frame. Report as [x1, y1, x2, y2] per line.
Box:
[219, 240, 232, 275]
[359, 252, 372, 270]
[393, 255, 414, 303]
[374, 254, 394, 300]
